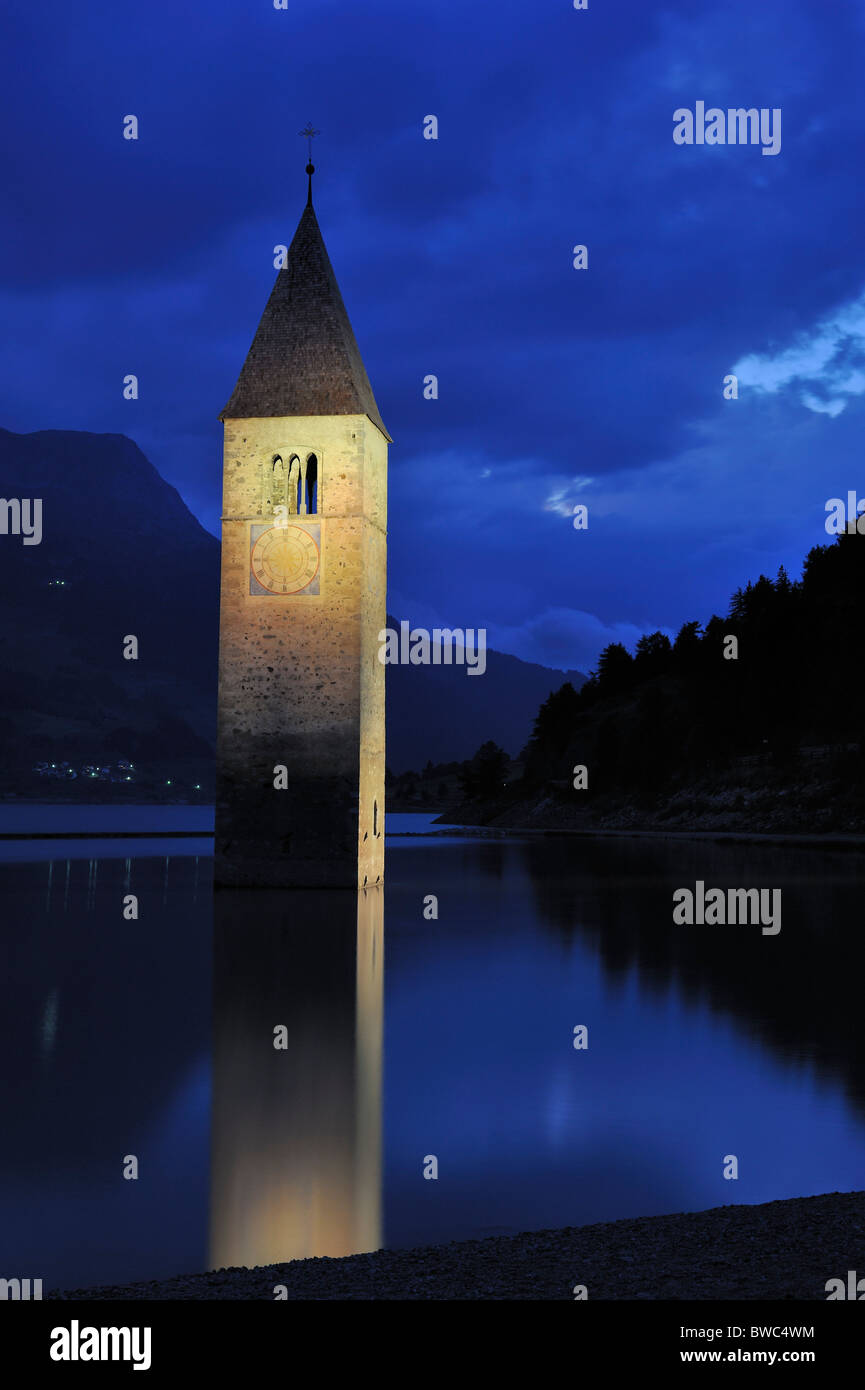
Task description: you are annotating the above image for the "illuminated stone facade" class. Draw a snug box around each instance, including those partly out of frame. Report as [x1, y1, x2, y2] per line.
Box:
[215, 193, 388, 888]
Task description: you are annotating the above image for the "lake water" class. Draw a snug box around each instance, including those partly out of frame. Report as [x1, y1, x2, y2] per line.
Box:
[1, 810, 863, 1291]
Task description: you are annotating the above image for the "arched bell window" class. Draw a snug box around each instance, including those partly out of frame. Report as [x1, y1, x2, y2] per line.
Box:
[261, 448, 320, 517]
[286, 454, 301, 514]
[305, 453, 318, 515]
[261, 453, 286, 518]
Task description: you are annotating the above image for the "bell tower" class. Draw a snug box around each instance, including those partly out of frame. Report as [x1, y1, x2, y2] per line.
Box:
[215, 159, 389, 888]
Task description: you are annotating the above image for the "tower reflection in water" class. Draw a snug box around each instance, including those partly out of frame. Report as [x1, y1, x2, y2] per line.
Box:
[210, 887, 383, 1269]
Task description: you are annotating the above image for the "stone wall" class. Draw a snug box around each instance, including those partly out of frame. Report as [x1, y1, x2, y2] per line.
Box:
[215, 413, 387, 888]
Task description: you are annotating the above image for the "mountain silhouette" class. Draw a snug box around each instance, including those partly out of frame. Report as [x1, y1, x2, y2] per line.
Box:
[0, 427, 583, 792]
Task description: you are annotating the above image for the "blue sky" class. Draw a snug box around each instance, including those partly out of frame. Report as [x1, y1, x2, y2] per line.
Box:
[2, 0, 864, 669]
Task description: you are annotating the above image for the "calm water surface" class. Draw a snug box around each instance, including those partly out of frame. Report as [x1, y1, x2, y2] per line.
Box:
[1, 810, 863, 1290]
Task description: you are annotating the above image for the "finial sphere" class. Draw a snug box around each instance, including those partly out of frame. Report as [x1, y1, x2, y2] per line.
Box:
[306, 162, 315, 175]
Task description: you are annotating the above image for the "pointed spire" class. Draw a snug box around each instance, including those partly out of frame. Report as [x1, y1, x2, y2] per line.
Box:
[220, 184, 390, 439]
[299, 123, 319, 208]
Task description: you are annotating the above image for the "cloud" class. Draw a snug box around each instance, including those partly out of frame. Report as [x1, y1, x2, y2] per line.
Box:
[544, 479, 596, 518]
[3, 0, 865, 678]
[734, 288, 865, 415]
[487, 607, 650, 673]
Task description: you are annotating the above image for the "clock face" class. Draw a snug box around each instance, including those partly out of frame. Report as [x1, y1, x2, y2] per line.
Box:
[250, 524, 320, 595]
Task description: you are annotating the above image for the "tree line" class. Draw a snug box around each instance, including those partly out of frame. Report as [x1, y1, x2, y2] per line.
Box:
[458, 529, 865, 802]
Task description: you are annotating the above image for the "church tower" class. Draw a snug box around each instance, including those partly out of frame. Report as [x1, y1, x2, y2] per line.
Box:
[215, 163, 389, 889]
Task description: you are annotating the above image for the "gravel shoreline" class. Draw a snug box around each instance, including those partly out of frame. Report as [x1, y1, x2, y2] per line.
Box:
[50, 1190, 865, 1300]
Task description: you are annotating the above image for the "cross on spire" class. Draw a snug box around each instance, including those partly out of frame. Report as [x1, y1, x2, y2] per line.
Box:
[299, 123, 320, 204]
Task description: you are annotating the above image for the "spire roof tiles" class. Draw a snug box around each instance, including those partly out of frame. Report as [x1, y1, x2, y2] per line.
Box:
[220, 200, 389, 440]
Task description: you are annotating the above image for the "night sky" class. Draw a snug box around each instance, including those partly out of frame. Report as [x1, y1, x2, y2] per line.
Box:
[3, 0, 864, 670]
